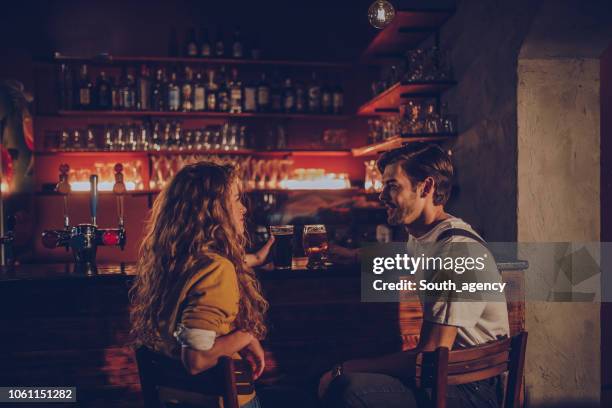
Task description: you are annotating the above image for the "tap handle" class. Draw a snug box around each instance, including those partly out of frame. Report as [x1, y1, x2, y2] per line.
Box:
[56, 163, 71, 194]
[90, 174, 98, 225]
[113, 163, 126, 227]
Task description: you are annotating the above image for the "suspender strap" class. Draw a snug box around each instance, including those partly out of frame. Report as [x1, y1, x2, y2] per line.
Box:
[435, 228, 486, 245]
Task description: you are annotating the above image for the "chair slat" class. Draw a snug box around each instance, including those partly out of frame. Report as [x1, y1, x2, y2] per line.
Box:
[447, 338, 511, 363]
[447, 362, 508, 385]
[446, 351, 509, 375]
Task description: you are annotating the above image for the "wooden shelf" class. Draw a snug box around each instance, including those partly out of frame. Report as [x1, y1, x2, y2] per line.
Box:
[37, 188, 360, 196]
[351, 133, 456, 157]
[357, 81, 456, 115]
[35, 149, 352, 157]
[56, 110, 351, 120]
[361, 8, 455, 64]
[45, 54, 351, 69]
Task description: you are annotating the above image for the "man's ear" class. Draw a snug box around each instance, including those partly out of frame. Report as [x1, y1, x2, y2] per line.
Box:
[421, 177, 435, 198]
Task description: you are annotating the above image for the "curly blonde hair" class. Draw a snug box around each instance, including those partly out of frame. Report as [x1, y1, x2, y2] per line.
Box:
[129, 161, 268, 350]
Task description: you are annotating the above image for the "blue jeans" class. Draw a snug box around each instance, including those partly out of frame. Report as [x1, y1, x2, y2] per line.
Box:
[323, 373, 502, 408]
[242, 396, 262, 408]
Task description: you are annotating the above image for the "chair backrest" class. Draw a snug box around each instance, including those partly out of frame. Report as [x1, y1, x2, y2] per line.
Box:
[415, 332, 528, 408]
[134, 346, 254, 408]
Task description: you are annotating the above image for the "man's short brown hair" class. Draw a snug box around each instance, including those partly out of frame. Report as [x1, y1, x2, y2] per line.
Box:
[377, 143, 454, 206]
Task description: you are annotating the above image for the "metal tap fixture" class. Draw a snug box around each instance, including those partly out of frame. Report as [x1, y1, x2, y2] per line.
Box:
[41, 164, 127, 274]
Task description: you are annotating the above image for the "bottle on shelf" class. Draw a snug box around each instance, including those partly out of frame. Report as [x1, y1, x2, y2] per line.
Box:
[181, 66, 194, 112]
[270, 72, 282, 113]
[214, 28, 225, 58]
[151, 68, 166, 111]
[193, 71, 206, 111]
[168, 27, 179, 57]
[217, 66, 230, 112]
[295, 79, 306, 113]
[200, 27, 212, 57]
[321, 80, 333, 115]
[185, 27, 199, 57]
[136, 65, 151, 111]
[229, 67, 243, 113]
[332, 80, 344, 115]
[95, 71, 112, 110]
[77, 64, 92, 110]
[205, 68, 218, 111]
[250, 36, 261, 60]
[111, 75, 121, 110]
[307, 72, 321, 114]
[167, 71, 181, 111]
[256, 73, 271, 112]
[232, 27, 243, 59]
[119, 68, 136, 110]
[57, 63, 73, 110]
[282, 78, 296, 113]
[243, 77, 258, 113]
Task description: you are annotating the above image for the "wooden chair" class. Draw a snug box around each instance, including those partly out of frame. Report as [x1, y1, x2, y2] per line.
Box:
[415, 332, 528, 408]
[135, 346, 254, 408]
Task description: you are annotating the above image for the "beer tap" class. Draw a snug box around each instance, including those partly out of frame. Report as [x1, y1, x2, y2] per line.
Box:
[42, 164, 127, 274]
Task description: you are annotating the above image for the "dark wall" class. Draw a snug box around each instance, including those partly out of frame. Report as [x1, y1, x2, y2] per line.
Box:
[440, 0, 540, 241]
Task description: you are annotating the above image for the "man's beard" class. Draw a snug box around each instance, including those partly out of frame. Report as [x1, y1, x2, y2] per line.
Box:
[386, 205, 410, 225]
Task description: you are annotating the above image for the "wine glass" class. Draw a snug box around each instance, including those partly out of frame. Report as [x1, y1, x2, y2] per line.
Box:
[303, 224, 329, 269]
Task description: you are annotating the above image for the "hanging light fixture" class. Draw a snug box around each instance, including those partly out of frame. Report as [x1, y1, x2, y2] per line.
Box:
[368, 0, 396, 29]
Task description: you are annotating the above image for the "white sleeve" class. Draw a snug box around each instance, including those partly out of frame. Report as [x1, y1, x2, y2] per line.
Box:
[173, 323, 217, 351]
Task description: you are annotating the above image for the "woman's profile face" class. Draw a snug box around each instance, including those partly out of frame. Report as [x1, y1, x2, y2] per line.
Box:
[228, 179, 247, 235]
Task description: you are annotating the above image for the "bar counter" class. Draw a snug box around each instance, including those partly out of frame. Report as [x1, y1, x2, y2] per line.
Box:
[0, 259, 527, 408]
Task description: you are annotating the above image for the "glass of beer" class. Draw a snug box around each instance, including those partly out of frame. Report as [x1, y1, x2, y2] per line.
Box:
[269, 225, 294, 270]
[303, 224, 329, 269]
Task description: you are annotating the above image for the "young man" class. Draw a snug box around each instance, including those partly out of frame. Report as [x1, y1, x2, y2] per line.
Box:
[319, 143, 509, 408]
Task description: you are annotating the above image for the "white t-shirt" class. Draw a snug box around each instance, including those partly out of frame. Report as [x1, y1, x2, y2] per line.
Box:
[408, 216, 510, 348]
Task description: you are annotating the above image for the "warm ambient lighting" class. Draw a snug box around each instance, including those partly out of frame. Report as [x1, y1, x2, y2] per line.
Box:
[278, 169, 351, 190]
[368, 0, 395, 29]
[0, 181, 8, 193]
[70, 181, 137, 192]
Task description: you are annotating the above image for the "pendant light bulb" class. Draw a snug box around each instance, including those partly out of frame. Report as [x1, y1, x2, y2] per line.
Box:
[368, 0, 396, 29]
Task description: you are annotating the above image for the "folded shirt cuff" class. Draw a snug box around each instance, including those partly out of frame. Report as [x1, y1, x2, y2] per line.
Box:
[173, 323, 216, 351]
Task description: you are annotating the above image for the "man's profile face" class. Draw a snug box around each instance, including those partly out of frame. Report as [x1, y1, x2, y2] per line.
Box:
[379, 162, 425, 226]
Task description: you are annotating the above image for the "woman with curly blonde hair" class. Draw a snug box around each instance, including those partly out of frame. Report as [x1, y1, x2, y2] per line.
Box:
[130, 161, 272, 408]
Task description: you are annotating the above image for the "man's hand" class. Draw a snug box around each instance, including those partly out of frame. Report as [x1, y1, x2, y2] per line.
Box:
[327, 243, 360, 265]
[245, 235, 275, 268]
[240, 337, 266, 380]
[318, 370, 334, 399]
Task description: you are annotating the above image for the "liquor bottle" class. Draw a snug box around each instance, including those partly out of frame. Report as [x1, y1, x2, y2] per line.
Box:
[168, 27, 179, 57]
[229, 68, 243, 113]
[151, 68, 166, 111]
[270, 72, 282, 112]
[205, 68, 218, 111]
[136, 65, 151, 110]
[111, 76, 121, 110]
[200, 27, 212, 57]
[120, 69, 136, 110]
[243, 78, 257, 113]
[250, 36, 261, 60]
[232, 27, 243, 58]
[217, 66, 230, 112]
[185, 28, 198, 57]
[321, 81, 333, 114]
[77, 64, 92, 110]
[307, 72, 321, 113]
[214, 28, 225, 57]
[167, 71, 180, 111]
[181, 66, 194, 111]
[193, 71, 206, 111]
[95, 71, 112, 110]
[332, 81, 344, 115]
[295, 80, 306, 113]
[282, 78, 296, 113]
[256, 73, 270, 112]
[57, 63, 73, 110]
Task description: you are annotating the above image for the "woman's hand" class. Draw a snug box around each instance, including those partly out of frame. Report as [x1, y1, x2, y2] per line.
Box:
[318, 370, 334, 399]
[245, 235, 275, 267]
[240, 337, 266, 380]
